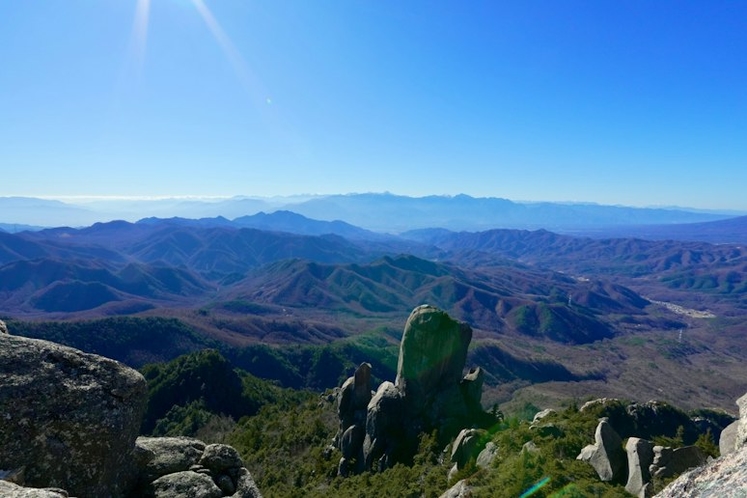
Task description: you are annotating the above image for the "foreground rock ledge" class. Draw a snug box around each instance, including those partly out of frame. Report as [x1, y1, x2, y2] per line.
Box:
[0, 334, 147, 497]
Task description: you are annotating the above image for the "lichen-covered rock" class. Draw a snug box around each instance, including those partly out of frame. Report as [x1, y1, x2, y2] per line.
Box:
[336, 306, 494, 474]
[233, 467, 263, 498]
[396, 305, 472, 415]
[136, 437, 207, 483]
[0, 481, 69, 497]
[198, 444, 244, 474]
[147, 470, 222, 498]
[655, 445, 747, 497]
[0, 334, 147, 498]
[576, 419, 626, 483]
[363, 381, 405, 471]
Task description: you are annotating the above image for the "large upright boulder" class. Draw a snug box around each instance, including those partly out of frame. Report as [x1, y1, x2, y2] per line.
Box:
[0, 334, 147, 497]
[625, 437, 655, 497]
[396, 305, 472, 409]
[396, 305, 473, 435]
[336, 362, 372, 475]
[576, 419, 626, 483]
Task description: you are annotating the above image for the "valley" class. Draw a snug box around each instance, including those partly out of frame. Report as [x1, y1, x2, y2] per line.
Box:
[2, 210, 746, 417]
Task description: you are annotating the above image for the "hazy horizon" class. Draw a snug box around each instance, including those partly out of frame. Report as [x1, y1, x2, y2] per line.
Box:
[2, 2, 746, 209]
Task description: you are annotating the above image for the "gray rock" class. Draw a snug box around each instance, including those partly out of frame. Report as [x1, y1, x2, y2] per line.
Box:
[576, 419, 626, 483]
[198, 444, 244, 473]
[650, 445, 673, 475]
[460, 367, 484, 409]
[0, 319, 7, 334]
[720, 421, 739, 456]
[476, 441, 498, 469]
[337, 363, 372, 428]
[215, 474, 235, 495]
[395, 305, 472, 418]
[336, 363, 372, 475]
[653, 446, 706, 478]
[532, 409, 556, 423]
[439, 478, 472, 498]
[0, 481, 69, 497]
[233, 467, 263, 498]
[363, 381, 404, 471]
[625, 437, 655, 496]
[147, 470, 222, 498]
[450, 429, 486, 469]
[0, 334, 147, 498]
[522, 441, 540, 454]
[136, 437, 207, 483]
[737, 393, 747, 451]
[655, 444, 747, 497]
[339, 306, 485, 474]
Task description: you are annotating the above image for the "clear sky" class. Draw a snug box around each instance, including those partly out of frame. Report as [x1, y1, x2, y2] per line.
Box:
[1, 1, 745, 209]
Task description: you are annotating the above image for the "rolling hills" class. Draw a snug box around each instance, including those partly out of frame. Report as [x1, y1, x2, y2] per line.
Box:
[2, 211, 747, 414]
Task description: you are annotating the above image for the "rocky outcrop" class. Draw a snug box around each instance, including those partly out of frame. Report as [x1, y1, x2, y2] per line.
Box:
[650, 445, 706, 479]
[656, 391, 747, 497]
[136, 439, 261, 498]
[0, 481, 70, 497]
[0, 333, 147, 497]
[654, 446, 747, 497]
[576, 419, 626, 483]
[476, 441, 498, 469]
[625, 437, 654, 496]
[0, 332, 262, 498]
[737, 393, 747, 451]
[448, 429, 488, 481]
[335, 305, 495, 474]
[719, 421, 738, 456]
[336, 362, 372, 476]
[0, 319, 7, 334]
[439, 479, 473, 498]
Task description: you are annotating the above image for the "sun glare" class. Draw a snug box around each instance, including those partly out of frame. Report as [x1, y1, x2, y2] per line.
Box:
[127, 0, 264, 104]
[129, 0, 150, 79]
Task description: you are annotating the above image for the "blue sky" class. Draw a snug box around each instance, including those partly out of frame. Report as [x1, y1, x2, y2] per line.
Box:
[1, 1, 745, 209]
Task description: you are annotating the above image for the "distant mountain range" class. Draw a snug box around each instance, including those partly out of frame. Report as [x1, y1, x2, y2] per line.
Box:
[1, 194, 740, 233]
[2, 211, 745, 322]
[4, 210, 747, 413]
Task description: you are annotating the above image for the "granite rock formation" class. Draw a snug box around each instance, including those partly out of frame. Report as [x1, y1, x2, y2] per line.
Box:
[335, 305, 494, 474]
[576, 419, 626, 483]
[0, 331, 262, 498]
[655, 391, 747, 497]
[0, 333, 147, 497]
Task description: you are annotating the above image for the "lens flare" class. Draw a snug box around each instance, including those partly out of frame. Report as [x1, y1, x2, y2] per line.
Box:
[129, 0, 151, 79]
[190, 0, 265, 104]
[520, 477, 551, 498]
